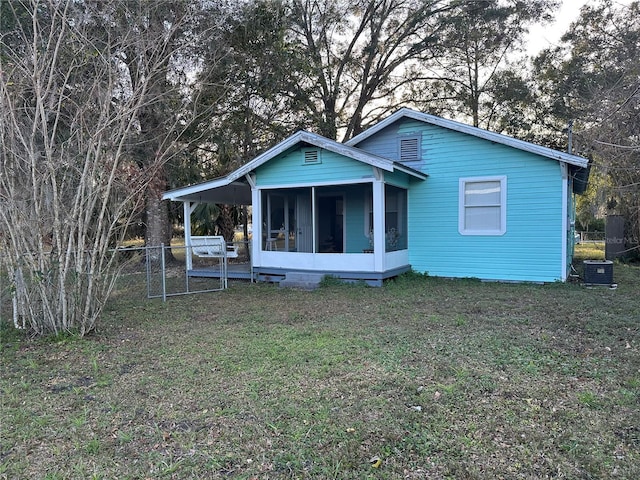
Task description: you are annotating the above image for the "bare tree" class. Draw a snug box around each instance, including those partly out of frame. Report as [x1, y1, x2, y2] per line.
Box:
[0, 0, 201, 335]
[411, 0, 556, 129]
[289, 0, 456, 141]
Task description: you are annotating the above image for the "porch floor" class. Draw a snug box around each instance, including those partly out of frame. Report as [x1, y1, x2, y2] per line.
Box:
[187, 263, 411, 287]
[188, 263, 253, 281]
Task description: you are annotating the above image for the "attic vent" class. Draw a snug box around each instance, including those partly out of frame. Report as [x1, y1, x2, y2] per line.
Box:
[399, 136, 420, 162]
[303, 149, 321, 165]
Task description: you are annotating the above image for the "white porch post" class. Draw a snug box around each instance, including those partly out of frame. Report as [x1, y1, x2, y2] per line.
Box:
[249, 179, 261, 268]
[184, 201, 199, 271]
[183, 201, 195, 270]
[372, 171, 385, 272]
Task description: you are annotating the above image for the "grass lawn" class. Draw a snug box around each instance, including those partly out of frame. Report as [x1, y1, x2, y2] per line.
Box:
[1, 245, 639, 479]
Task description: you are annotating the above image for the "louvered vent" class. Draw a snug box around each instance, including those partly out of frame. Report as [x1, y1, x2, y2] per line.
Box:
[303, 149, 320, 164]
[399, 137, 419, 162]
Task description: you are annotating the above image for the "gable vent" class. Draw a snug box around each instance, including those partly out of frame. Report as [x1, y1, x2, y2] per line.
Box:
[303, 149, 321, 164]
[399, 136, 420, 162]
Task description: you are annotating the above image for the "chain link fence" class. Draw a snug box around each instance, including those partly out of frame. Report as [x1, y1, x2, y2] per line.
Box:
[113, 241, 251, 300]
[0, 241, 251, 326]
[576, 231, 606, 242]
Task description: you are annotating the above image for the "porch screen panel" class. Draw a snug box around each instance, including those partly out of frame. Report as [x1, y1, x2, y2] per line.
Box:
[385, 185, 407, 251]
[296, 192, 313, 253]
[262, 189, 313, 252]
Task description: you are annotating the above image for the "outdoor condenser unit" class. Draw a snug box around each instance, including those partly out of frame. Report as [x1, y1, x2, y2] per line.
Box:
[583, 260, 614, 285]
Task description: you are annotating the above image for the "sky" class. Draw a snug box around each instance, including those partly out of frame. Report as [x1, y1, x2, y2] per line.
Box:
[525, 0, 635, 55]
[525, 0, 590, 55]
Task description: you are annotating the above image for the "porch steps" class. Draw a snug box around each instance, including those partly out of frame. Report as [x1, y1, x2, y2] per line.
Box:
[279, 272, 325, 290]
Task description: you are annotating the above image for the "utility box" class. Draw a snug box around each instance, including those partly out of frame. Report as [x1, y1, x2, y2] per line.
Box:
[583, 260, 613, 285]
[606, 215, 625, 260]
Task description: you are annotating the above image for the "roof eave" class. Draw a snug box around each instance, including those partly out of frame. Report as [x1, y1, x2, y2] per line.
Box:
[347, 108, 589, 169]
[163, 177, 235, 201]
[393, 162, 428, 180]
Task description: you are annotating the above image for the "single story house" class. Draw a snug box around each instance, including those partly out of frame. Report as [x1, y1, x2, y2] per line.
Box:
[163, 108, 590, 285]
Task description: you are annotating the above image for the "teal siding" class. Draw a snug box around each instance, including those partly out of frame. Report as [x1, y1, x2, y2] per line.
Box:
[411, 134, 562, 281]
[256, 147, 374, 186]
[357, 120, 426, 171]
[250, 119, 568, 282]
[383, 169, 411, 188]
[359, 120, 566, 282]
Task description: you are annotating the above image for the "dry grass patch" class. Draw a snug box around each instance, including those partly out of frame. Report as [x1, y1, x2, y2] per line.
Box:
[2, 254, 639, 479]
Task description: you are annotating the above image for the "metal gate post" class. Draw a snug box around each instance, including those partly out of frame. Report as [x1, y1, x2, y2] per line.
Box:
[161, 243, 167, 302]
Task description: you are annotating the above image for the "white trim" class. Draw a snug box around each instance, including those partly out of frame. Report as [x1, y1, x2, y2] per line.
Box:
[184, 202, 193, 271]
[393, 163, 428, 179]
[458, 176, 507, 236]
[561, 163, 568, 281]
[251, 186, 262, 267]
[228, 130, 396, 182]
[245, 173, 256, 188]
[347, 108, 589, 168]
[256, 251, 376, 271]
[163, 129, 427, 202]
[373, 180, 385, 271]
[163, 178, 243, 201]
[257, 177, 375, 190]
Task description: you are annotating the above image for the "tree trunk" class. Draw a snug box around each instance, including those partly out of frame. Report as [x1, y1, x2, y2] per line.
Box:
[144, 166, 174, 260]
[217, 204, 237, 243]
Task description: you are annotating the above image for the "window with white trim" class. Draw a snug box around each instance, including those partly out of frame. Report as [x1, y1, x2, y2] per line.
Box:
[458, 176, 506, 235]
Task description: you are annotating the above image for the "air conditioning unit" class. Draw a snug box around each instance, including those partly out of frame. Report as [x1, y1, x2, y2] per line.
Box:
[583, 260, 613, 285]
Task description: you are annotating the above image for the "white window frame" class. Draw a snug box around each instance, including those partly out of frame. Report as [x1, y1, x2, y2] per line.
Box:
[458, 176, 507, 236]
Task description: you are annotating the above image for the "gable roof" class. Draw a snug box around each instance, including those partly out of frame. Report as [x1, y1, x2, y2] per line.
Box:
[163, 129, 426, 203]
[225, 130, 427, 181]
[346, 108, 589, 168]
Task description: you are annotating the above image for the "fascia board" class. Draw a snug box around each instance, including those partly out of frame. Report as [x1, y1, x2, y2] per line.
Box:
[163, 128, 428, 202]
[162, 177, 233, 201]
[227, 130, 396, 182]
[347, 108, 589, 168]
